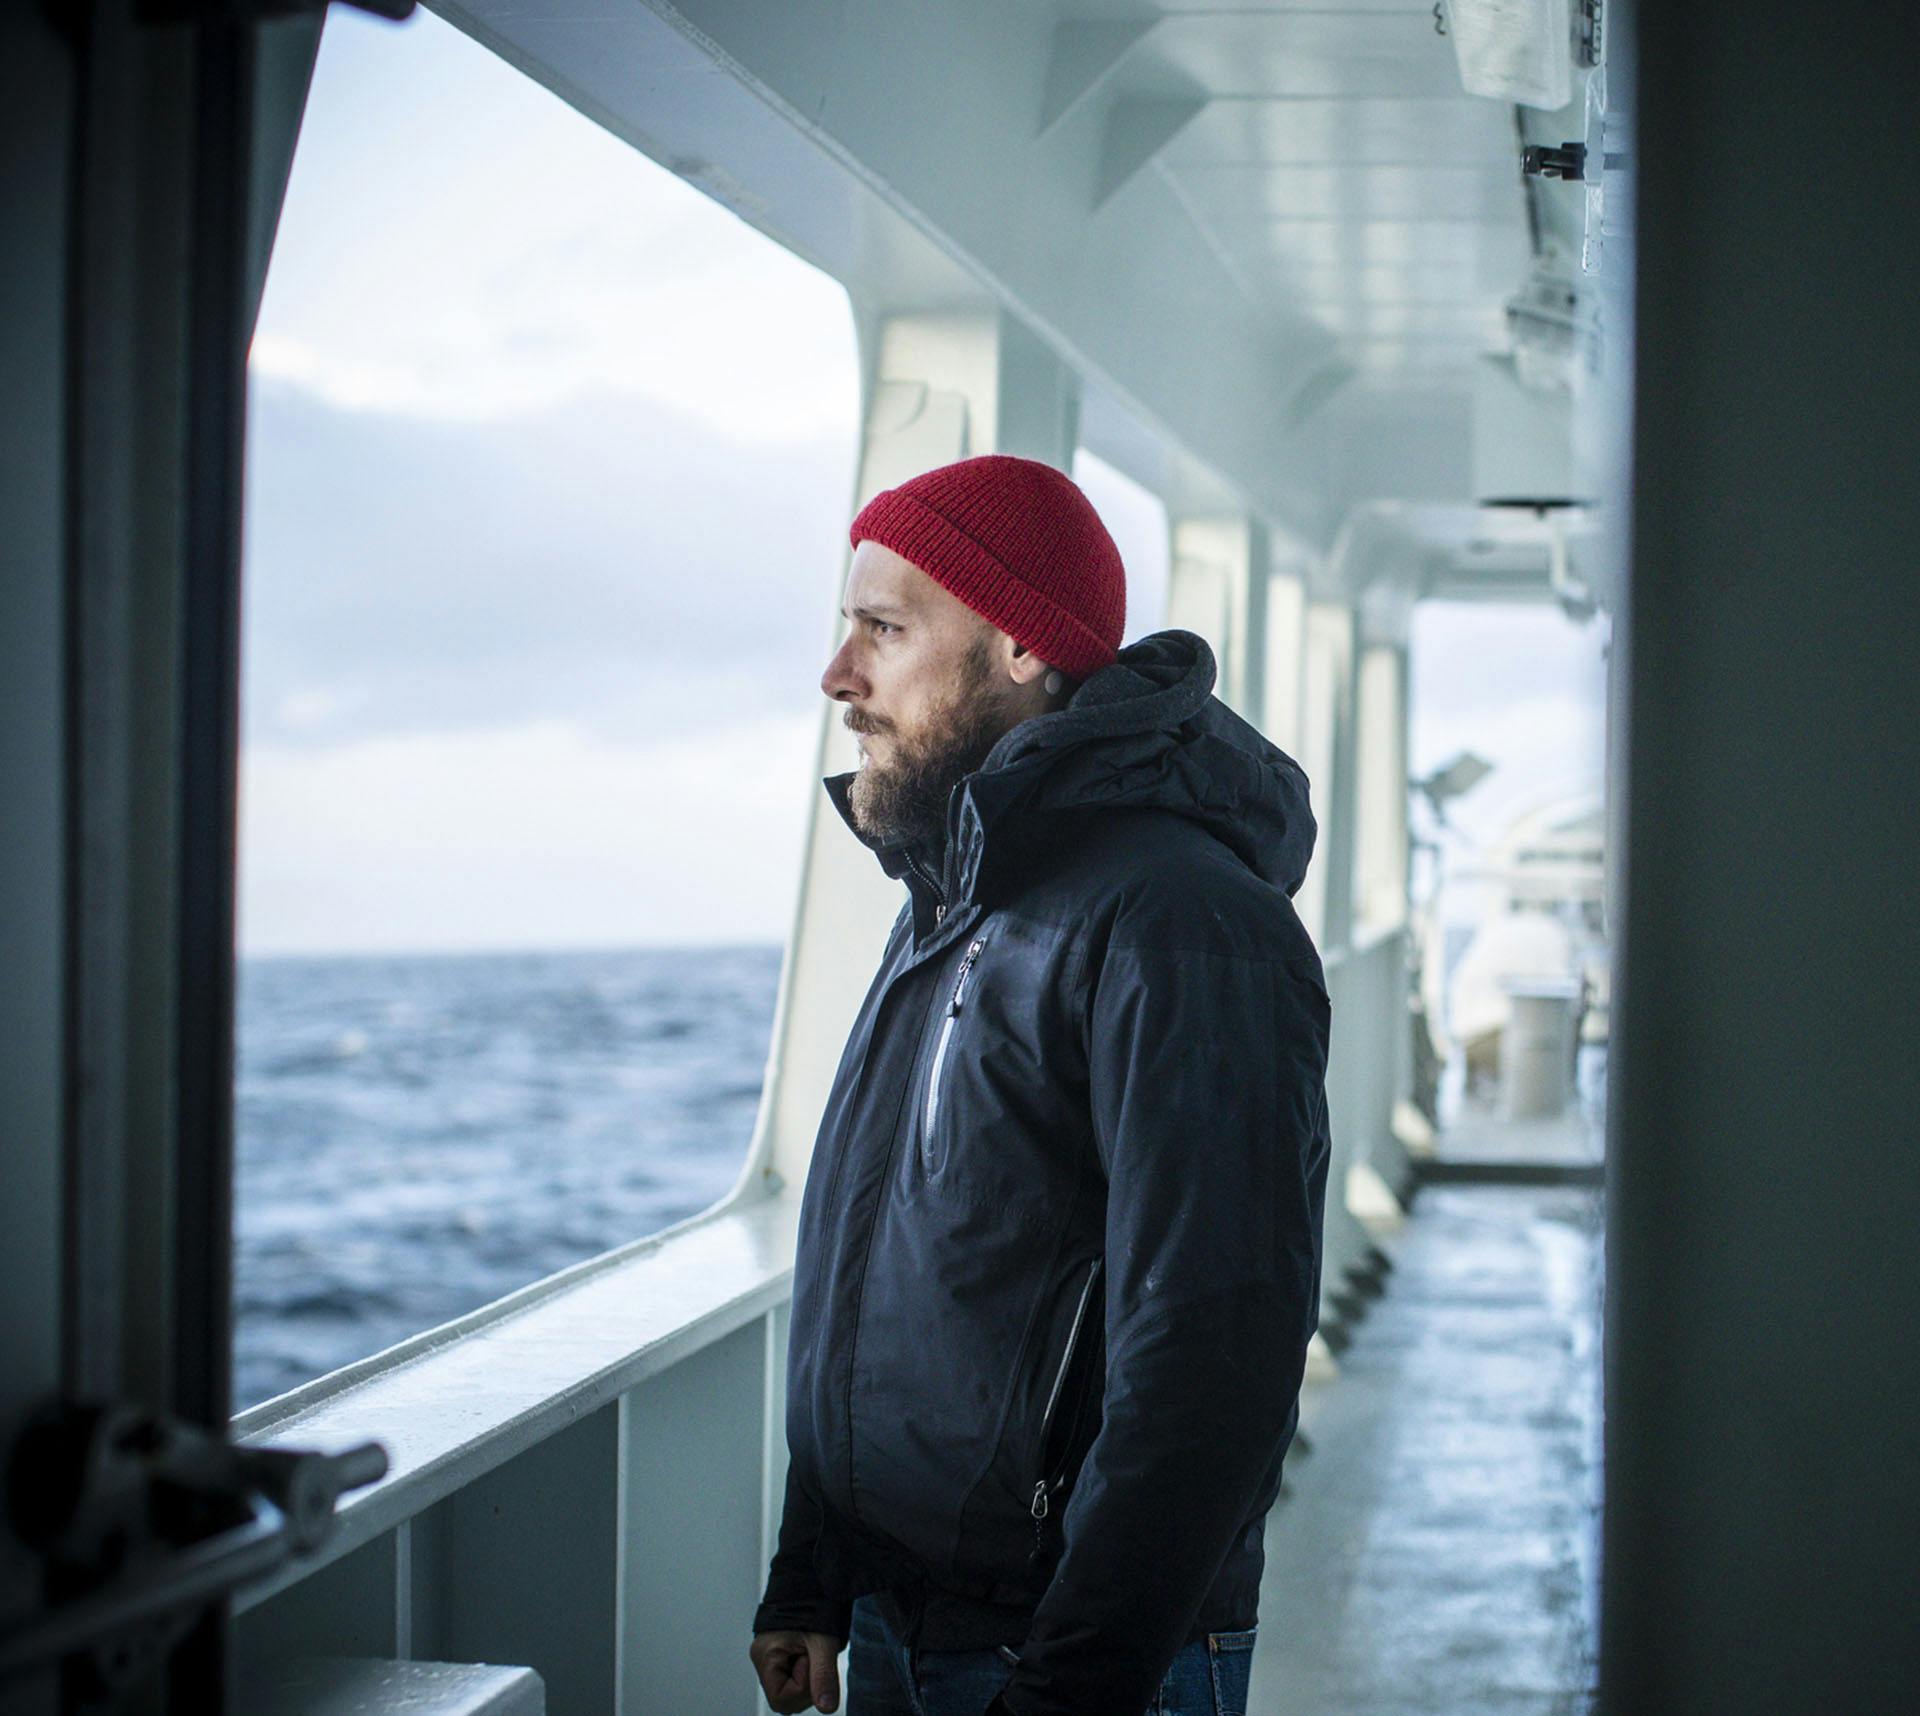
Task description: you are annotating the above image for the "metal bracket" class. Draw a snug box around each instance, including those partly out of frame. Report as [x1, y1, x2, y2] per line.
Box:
[0, 1401, 386, 1697]
[1522, 140, 1588, 182]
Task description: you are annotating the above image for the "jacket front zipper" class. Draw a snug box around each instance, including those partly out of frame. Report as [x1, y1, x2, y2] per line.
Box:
[921, 937, 984, 1155]
[903, 846, 948, 925]
[1030, 1255, 1105, 1561]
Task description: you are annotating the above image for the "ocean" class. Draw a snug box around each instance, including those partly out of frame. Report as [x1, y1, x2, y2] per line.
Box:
[234, 943, 782, 1412]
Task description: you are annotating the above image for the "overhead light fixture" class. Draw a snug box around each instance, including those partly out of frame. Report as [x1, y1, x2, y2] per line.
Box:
[1439, 0, 1574, 111]
[1413, 752, 1496, 829]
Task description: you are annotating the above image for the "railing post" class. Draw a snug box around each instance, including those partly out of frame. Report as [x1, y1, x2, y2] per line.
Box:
[618, 1326, 765, 1716]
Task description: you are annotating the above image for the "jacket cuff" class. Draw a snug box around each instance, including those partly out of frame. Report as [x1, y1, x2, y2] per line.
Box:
[751, 1595, 852, 1642]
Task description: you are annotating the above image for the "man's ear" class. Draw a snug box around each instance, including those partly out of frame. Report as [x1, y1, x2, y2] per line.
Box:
[1003, 636, 1050, 688]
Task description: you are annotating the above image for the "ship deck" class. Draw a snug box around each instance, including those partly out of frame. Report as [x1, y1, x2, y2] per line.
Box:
[1263, 1173, 1604, 1715]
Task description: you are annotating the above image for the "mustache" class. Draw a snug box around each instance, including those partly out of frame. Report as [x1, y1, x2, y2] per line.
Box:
[843, 708, 890, 736]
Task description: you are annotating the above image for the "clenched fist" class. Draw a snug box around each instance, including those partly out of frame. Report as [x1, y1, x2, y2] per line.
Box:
[751, 1628, 844, 1713]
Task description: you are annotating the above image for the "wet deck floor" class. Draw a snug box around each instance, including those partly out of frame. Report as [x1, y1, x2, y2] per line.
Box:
[1250, 1179, 1604, 1716]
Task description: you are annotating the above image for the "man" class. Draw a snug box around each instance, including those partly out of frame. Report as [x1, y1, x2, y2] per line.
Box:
[749, 454, 1332, 1716]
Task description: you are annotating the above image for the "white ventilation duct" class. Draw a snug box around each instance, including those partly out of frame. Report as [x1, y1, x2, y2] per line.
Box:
[1472, 354, 1590, 506]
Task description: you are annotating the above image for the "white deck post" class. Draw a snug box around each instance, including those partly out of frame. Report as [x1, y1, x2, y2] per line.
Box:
[1166, 514, 1269, 726]
[1353, 638, 1418, 1205]
[1297, 601, 1358, 957]
[1263, 560, 1308, 761]
[1354, 643, 1410, 939]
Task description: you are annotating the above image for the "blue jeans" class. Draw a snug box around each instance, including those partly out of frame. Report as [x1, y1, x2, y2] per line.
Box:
[844, 1592, 1257, 1716]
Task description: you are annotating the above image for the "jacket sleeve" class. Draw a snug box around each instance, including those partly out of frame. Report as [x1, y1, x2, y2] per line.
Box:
[991, 922, 1331, 1716]
[751, 1460, 853, 1641]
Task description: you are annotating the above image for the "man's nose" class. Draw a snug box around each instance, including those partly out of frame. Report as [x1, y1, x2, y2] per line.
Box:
[821, 635, 864, 703]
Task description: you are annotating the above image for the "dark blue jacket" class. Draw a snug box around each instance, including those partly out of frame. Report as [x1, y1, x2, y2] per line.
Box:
[753, 629, 1332, 1715]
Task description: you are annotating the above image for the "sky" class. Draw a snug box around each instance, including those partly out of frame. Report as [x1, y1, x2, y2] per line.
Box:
[1409, 601, 1610, 843]
[237, 5, 1604, 957]
[242, 6, 857, 955]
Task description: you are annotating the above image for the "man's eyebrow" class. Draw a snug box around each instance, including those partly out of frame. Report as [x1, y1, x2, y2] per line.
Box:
[841, 601, 910, 622]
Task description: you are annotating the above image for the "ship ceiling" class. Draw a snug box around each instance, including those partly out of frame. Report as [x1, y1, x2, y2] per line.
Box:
[433, 0, 1580, 580]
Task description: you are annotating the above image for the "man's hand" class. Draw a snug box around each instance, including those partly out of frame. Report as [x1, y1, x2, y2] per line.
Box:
[750, 1628, 843, 1713]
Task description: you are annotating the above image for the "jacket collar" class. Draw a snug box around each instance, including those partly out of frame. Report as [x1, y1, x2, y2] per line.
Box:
[823, 768, 904, 872]
[822, 770, 956, 945]
[820, 748, 1079, 949]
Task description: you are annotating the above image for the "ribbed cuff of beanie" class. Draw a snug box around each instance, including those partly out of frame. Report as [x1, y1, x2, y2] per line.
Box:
[850, 488, 1119, 680]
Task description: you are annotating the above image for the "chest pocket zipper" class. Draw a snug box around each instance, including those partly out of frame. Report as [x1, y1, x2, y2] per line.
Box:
[1029, 1255, 1105, 1562]
[921, 937, 984, 1157]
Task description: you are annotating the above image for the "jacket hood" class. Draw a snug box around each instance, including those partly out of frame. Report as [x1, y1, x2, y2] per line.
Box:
[826, 628, 1317, 908]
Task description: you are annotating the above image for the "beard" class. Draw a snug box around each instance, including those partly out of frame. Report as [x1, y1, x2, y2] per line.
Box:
[847, 634, 1019, 850]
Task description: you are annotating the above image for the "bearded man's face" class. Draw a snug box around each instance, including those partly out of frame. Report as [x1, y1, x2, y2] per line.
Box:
[822, 540, 1047, 852]
[844, 630, 1013, 848]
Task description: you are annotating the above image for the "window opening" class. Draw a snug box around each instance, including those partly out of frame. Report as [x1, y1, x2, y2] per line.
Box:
[235, 6, 858, 1411]
[1408, 599, 1611, 1127]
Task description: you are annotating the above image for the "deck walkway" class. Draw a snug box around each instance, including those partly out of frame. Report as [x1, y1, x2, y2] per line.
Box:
[1250, 1171, 1604, 1715]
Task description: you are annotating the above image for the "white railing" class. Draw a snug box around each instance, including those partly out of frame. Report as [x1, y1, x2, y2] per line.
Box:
[233, 931, 1411, 1715]
[233, 1184, 799, 1715]
[1327, 925, 1417, 1213]
[1310, 927, 1411, 1339]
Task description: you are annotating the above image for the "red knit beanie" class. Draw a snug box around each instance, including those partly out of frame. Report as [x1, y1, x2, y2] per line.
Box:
[848, 454, 1126, 680]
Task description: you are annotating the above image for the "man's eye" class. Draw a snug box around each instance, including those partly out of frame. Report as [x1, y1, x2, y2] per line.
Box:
[872, 620, 897, 635]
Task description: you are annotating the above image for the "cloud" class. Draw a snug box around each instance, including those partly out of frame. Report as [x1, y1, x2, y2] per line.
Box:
[238, 712, 821, 955]
[272, 684, 373, 733]
[251, 6, 860, 443]
[241, 378, 855, 750]
[249, 269, 857, 444]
